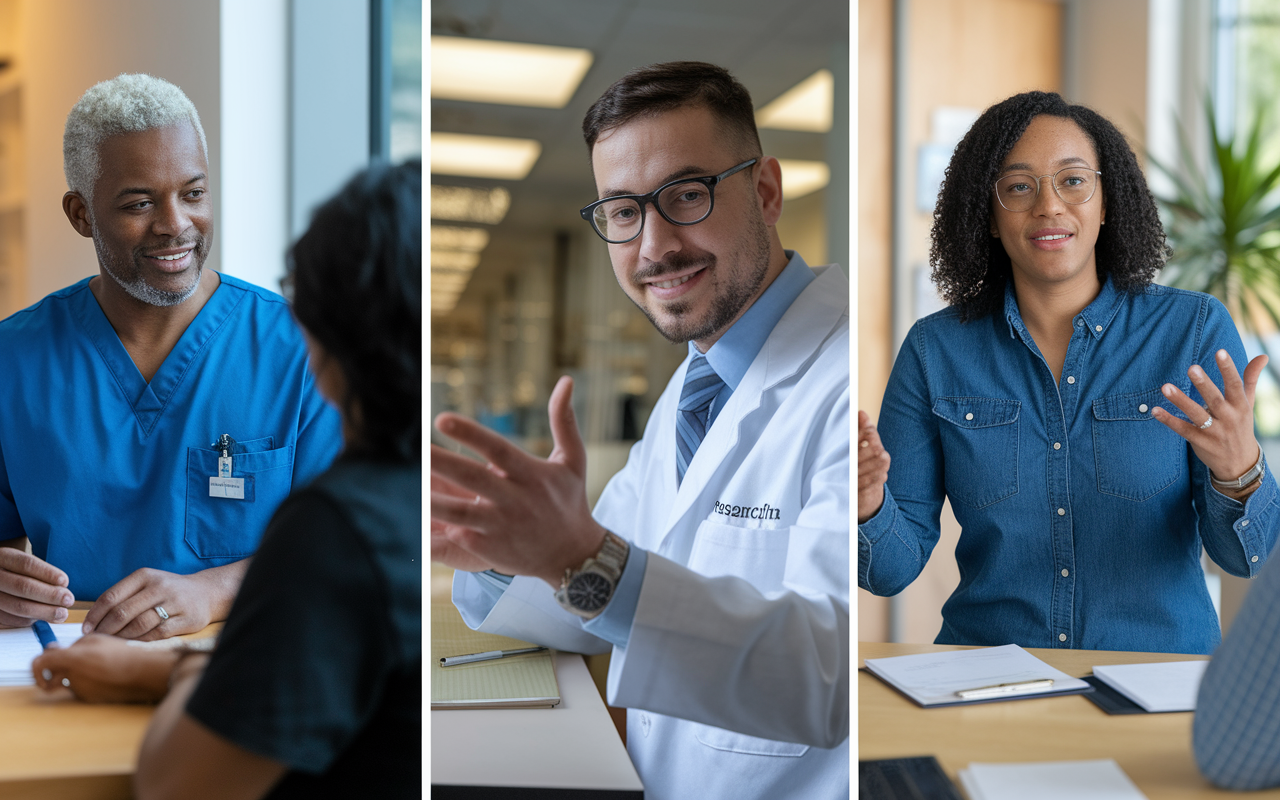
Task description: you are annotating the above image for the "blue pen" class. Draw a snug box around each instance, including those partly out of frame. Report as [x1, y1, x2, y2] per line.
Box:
[32, 620, 58, 650]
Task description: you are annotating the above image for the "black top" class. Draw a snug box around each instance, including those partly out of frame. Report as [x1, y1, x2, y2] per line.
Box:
[186, 457, 421, 798]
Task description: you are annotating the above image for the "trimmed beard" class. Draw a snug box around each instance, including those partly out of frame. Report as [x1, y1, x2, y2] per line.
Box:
[94, 234, 204, 308]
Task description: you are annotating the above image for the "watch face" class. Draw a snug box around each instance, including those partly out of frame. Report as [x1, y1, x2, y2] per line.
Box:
[568, 572, 612, 612]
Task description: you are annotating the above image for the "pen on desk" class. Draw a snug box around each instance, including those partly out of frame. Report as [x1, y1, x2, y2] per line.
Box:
[955, 678, 1054, 700]
[32, 620, 59, 650]
[439, 647, 548, 668]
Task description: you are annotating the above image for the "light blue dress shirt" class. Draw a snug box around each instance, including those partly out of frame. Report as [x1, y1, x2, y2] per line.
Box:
[475, 251, 817, 647]
[0, 274, 343, 598]
[860, 277, 1279, 654]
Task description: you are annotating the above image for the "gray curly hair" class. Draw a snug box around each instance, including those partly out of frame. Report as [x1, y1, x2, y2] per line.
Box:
[64, 74, 208, 205]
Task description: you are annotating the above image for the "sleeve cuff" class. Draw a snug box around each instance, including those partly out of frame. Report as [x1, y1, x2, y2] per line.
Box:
[582, 544, 648, 649]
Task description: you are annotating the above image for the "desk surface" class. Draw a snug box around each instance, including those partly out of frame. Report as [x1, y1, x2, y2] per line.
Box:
[860, 642, 1280, 799]
[432, 651, 643, 797]
[0, 605, 218, 800]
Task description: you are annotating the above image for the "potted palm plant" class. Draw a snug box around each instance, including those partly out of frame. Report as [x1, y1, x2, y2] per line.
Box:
[1149, 101, 1280, 433]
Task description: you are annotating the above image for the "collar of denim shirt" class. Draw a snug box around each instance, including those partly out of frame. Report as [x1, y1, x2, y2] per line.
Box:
[1002, 272, 1128, 343]
[693, 249, 817, 391]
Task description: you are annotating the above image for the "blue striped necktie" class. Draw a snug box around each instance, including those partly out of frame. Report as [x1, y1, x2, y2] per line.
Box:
[676, 354, 725, 485]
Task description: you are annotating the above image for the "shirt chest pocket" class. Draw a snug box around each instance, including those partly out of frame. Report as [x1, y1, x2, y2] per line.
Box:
[184, 437, 295, 559]
[932, 397, 1020, 509]
[687, 521, 789, 589]
[1092, 388, 1186, 501]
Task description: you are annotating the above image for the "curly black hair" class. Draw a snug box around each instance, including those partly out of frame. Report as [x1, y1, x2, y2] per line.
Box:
[930, 91, 1168, 321]
[287, 159, 421, 462]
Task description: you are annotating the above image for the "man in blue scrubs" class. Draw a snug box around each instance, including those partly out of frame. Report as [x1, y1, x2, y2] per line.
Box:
[0, 74, 341, 639]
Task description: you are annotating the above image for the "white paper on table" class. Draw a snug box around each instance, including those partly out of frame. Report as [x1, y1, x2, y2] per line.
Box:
[958, 759, 1148, 800]
[0, 624, 85, 686]
[1091, 660, 1208, 712]
[863, 644, 1090, 706]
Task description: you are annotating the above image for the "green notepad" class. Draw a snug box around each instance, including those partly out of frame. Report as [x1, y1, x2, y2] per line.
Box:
[431, 604, 561, 709]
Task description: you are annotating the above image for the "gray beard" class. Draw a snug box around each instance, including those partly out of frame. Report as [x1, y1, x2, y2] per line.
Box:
[94, 236, 202, 308]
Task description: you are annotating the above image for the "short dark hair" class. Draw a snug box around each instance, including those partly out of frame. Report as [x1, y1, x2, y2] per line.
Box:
[582, 61, 761, 158]
[930, 91, 1168, 321]
[286, 159, 422, 462]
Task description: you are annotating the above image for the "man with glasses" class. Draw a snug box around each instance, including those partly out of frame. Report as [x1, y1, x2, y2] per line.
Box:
[432, 62, 849, 800]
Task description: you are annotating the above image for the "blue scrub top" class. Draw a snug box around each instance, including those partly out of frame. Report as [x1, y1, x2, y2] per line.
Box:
[0, 274, 343, 599]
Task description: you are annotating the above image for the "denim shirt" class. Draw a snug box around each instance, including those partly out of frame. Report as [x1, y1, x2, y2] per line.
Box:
[859, 277, 1279, 654]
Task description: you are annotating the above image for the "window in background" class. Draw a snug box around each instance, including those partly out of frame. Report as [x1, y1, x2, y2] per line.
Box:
[373, 0, 422, 161]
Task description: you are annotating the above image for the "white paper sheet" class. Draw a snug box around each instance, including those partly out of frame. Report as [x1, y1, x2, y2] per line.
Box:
[0, 623, 85, 686]
[1091, 660, 1208, 712]
[863, 644, 1090, 706]
[959, 759, 1148, 800]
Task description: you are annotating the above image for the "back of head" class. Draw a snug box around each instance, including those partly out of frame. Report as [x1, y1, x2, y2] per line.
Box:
[582, 61, 761, 159]
[288, 159, 422, 463]
[64, 73, 208, 205]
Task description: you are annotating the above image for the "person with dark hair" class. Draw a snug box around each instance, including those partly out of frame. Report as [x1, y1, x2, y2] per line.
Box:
[32, 160, 422, 800]
[858, 90, 1278, 654]
[433, 62, 849, 799]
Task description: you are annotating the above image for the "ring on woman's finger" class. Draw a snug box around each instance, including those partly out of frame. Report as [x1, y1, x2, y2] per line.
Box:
[154, 605, 169, 621]
[61, 677, 70, 688]
[1199, 416, 1215, 430]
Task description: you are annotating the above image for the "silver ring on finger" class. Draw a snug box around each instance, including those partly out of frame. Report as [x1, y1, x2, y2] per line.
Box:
[1199, 416, 1214, 430]
[154, 605, 169, 621]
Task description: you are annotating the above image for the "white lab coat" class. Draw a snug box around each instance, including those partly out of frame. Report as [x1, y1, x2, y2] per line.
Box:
[453, 264, 850, 800]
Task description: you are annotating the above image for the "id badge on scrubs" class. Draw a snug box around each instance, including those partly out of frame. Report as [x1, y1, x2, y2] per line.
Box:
[209, 433, 244, 499]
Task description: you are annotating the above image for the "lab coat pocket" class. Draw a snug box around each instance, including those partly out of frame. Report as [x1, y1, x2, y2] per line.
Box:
[184, 438, 295, 559]
[931, 397, 1020, 509]
[693, 724, 809, 757]
[1092, 388, 1185, 501]
[687, 521, 789, 587]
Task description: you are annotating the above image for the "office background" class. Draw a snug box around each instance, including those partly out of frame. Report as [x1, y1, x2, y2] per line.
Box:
[428, 0, 850, 598]
[860, 0, 1280, 643]
[0, 0, 422, 318]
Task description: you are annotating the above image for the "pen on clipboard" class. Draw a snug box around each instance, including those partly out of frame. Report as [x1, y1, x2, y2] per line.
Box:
[31, 620, 59, 650]
[439, 647, 548, 668]
[955, 678, 1054, 700]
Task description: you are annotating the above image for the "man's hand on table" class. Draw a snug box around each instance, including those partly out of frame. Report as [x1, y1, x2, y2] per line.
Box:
[0, 544, 76, 627]
[83, 560, 248, 641]
[32, 633, 182, 704]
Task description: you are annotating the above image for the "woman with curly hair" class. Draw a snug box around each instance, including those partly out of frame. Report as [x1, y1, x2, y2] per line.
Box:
[857, 91, 1277, 654]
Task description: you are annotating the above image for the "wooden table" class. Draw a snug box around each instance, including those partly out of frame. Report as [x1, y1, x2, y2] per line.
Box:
[432, 651, 644, 799]
[0, 605, 217, 800]
[860, 642, 1280, 798]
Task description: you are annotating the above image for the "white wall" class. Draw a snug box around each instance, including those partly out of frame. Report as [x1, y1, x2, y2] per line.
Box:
[220, 0, 289, 292]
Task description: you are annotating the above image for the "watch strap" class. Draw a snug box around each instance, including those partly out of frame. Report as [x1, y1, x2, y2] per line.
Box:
[1211, 450, 1266, 491]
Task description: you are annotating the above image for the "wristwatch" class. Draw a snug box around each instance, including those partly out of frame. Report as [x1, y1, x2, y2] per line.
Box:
[1211, 450, 1266, 492]
[554, 531, 629, 619]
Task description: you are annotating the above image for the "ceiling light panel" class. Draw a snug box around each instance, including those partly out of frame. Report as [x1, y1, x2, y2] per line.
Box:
[777, 160, 830, 200]
[432, 225, 490, 252]
[431, 133, 542, 180]
[432, 36, 593, 108]
[757, 70, 833, 133]
[431, 185, 511, 224]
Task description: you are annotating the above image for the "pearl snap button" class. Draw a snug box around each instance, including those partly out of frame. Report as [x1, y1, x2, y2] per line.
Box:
[1139, 404, 1148, 413]
[1095, 325, 1102, 332]
[1059, 633, 1068, 642]
[1053, 442, 1061, 450]
[1252, 555, 1260, 563]
[1242, 520, 1250, 527]
[1061, 569, 1069, 577]
[1067, 376, 1076, 384]
[1057, 508, 1066, 516]
[965, 413, 974, 421]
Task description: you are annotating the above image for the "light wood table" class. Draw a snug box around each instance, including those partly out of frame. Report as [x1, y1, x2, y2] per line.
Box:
[432, 651, 644, 799]
[860, 642, 1280, 799]
[0, 604, 218, 800]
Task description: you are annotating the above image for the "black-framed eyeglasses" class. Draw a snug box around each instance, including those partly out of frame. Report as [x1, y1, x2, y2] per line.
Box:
[580, 159, 758, 244]
[993, 167, 1103, 212]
